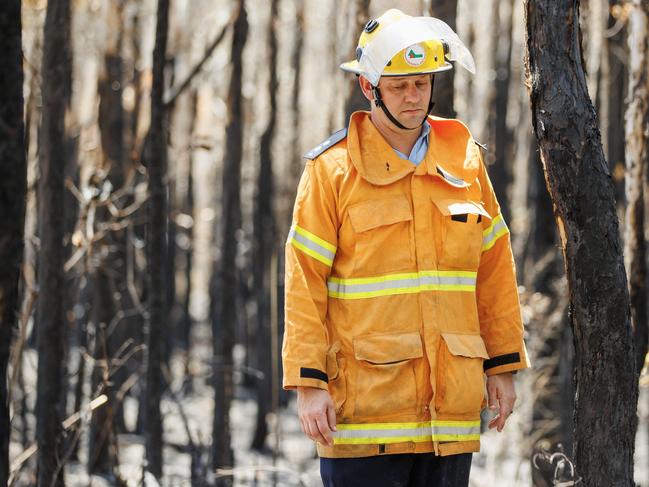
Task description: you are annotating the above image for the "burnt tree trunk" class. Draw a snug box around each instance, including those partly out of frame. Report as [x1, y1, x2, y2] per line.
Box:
[602, 1, 627, 206]
[489, 0, 514, 223]
[88, 1, 127, 473]
[211, 0, 247, 479]
[144, 0, 170, 478]
[428, 0, 457, 118]
[344, 0, 371, 121]
[88, 270, 117, 475]
[251, 0, 278, 452]
[36, 0, 71, 485]
[0, 1, 26, 484]
[525, 1, 638, 485]
[624, 0, 648, 374]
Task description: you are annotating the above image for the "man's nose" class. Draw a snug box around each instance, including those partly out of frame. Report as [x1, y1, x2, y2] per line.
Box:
[404, 84, 421, 102]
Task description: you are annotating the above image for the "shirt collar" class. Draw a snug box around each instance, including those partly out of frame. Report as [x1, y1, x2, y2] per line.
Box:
[392, 122, 431, 164]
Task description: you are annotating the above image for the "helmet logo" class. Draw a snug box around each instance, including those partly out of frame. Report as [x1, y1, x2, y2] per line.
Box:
[404, 44, 426, 66]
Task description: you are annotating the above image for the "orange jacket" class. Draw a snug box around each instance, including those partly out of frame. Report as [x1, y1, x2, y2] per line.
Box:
[283, 111, 530, 458]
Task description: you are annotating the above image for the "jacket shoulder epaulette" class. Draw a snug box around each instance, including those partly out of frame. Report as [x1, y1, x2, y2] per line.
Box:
[304, 128, 348, 160]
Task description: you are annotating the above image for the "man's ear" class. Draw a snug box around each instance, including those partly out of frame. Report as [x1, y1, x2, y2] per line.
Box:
[358, 76, 374, 103]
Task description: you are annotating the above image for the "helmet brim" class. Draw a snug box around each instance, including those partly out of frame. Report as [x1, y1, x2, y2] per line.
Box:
[340, 60, 453, 77]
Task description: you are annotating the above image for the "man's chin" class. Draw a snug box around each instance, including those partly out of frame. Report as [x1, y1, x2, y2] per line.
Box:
[397, 112, 426, 130]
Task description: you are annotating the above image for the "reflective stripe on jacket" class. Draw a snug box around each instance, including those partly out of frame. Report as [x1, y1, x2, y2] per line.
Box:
[282, 111, 530, 458]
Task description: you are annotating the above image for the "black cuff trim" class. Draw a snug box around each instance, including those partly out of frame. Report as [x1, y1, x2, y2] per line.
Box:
[484, 352, 520, 371]
[300, 367, 328, 383]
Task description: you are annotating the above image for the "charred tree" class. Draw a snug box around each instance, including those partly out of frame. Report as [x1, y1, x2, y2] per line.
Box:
[0, 1, 26, 484]
[489, 0, 514, 223]
[87, 1, 127, 475]
[428, 0, 457, 118]
[144, 0, 171, 478]
[36, 0, 71, 485]
[211, 0, 247, 478]
[525, 1, 638, 485]
[602, 1, 627, 205]
[87, 270, 117, 476]
[624, 0, 648, 374]
[251, 0, 279, 451]
[344, 0, 371, 121]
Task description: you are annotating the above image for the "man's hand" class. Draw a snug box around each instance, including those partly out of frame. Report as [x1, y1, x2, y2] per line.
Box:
[486, 372, 516, 432]
[297, 386, 337, 446]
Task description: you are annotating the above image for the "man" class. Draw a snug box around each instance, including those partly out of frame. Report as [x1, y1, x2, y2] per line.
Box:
[282, 9, 530, 486]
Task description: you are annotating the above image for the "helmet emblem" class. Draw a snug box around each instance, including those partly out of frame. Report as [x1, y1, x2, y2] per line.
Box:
[404, 44, 426, 66]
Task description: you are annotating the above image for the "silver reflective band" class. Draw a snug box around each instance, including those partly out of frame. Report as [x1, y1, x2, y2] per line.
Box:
[288, 225, 336, 266]
[327, 271, 477, 300]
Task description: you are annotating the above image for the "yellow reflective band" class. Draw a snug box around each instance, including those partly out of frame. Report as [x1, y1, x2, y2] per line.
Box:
[482, 213, 509, 252]
[332, 420, 481, 445]
[327, 270, 477, 299]
[288, 224, 336, 266]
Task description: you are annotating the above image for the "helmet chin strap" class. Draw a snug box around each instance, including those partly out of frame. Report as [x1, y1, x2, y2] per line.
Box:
[372, 74, 436, 131]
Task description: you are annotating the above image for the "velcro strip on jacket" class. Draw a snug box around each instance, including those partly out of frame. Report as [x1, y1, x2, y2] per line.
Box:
[332, 420, 481, 445]
[288, 224, 336, 266]
[300, 367, 328, 383]
[327, 270, 477, 300]
[482, 213, 509, 252]
[484, 352, 521, 371]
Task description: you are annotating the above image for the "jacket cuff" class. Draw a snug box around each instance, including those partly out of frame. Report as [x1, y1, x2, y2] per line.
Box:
[283, 367, 329, 391]
[484, 350, 530, 376]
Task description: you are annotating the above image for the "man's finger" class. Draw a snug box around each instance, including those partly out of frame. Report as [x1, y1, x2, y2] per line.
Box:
[486, 381, 498, 410]
[327, 404, 337, 432]
[305, 415, 328, 445]
[315, 413, 334, 446]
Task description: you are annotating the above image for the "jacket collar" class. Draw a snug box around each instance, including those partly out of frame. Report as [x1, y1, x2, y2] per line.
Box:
[346, 111, 480, 187]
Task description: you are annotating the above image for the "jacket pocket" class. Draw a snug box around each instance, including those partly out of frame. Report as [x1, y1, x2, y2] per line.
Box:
[435, 333, 489, 416]
[352, 331, 423, 418]
[347, 194, 414, 274]
[432, 198, 491, 270]
[326, 342, 347, 416]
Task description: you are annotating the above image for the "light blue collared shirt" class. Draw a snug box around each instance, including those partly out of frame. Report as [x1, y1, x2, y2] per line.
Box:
[392, 122, 431, 165]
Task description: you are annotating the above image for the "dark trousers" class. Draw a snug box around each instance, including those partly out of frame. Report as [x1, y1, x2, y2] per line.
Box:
[320, 453, 472, 487]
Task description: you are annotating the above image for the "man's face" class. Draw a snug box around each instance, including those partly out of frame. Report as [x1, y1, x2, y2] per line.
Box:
[374, 74, 432, 130]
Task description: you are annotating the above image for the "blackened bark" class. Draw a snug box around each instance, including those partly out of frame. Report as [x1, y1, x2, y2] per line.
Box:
[211, 0, 247, 478]
[144, 0, 170, 478]
[490, 0, 514, 223]
[525, 1, 638, 485]
[0, 1, 26, 484]
[344, 0, 371, 121]
[288, 1, 304, 206]
[36, 0, 71, 485]
[604, 1, 627, 206]
[428, 0, 457, 118]
[624, 0, 648, 374]
[87, 270, 117, 475]
[251, 0, 278, 452]
[88, 2, 126, 471]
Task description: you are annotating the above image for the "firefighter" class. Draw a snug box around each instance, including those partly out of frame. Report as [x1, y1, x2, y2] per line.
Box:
[282, 8, 530, 486]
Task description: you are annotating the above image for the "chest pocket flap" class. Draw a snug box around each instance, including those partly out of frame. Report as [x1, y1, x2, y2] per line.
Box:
[348, 194, 412, 233]
[433, 199, 491, 221]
